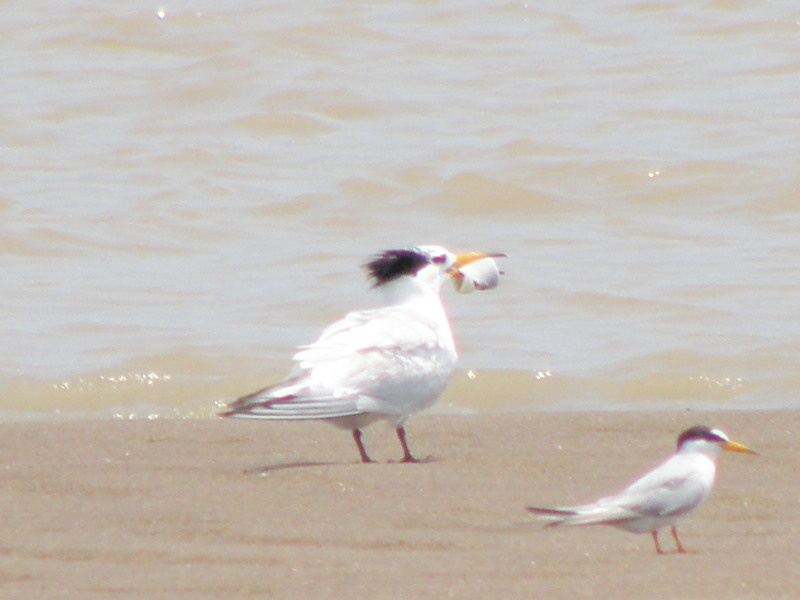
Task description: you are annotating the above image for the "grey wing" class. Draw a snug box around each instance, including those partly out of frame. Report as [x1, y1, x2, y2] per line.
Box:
[537, 456, 711, 527]
[612, 475, 707, 520]
[607, 457, 710, 520]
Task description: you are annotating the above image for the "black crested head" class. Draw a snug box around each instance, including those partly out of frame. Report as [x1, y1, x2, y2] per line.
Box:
[364, 248, 431, 287]
[676, 425, 727, 450]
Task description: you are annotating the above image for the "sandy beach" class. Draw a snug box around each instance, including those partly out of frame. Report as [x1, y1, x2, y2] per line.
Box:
[0, 409, 796, 599]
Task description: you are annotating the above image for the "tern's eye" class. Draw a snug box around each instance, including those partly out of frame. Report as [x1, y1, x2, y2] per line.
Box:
[432, 254, 447, 264]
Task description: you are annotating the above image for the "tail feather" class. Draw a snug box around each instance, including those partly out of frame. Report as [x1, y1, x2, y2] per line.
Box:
[220, 397, 362, 420]
[526, 506, 578, 517]
[526, 506, 577, 528]
[527, 504, 640, 528]
[219, 387, 291, 417]
[220, 379, 364, 420]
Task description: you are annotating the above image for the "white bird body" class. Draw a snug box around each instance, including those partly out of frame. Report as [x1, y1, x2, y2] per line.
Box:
[237, 299, 456, 425]
[528, 426, 756, 553]
[542, 447, 717, 533]
[221, 246, 502, 463]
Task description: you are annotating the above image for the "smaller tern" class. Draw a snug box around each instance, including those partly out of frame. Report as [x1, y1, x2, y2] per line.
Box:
[220, 246, 503, 464]
[526, 426, 757, 554]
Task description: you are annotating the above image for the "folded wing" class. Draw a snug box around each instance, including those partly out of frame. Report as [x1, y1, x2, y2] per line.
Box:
[527, 454, 710, 527]
[221, 305, 456, 420]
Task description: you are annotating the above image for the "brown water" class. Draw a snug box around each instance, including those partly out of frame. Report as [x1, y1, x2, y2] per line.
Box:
[2, 1, 799, 419]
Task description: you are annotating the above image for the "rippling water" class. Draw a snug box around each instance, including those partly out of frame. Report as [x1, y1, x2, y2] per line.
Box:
[2, 1, 799, 419]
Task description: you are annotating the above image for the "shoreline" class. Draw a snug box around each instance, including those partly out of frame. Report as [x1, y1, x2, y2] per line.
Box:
[0, 409, 796, 599]
[2, 366, 785, 419]
[1, 396, 793, 424]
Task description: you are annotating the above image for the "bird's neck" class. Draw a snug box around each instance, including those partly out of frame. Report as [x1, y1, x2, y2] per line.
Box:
[376, 268, 455, 355]
[380, 277, 454, 348]
[379, 274, 445, 307]
[679, 442, 723, 461]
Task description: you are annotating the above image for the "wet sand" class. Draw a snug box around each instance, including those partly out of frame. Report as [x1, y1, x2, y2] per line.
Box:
[0, 409, 796, 599]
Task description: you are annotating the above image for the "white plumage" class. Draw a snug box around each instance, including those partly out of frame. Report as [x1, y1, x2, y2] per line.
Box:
[221, 245, 503, 463]
[527, 426, 757, 553]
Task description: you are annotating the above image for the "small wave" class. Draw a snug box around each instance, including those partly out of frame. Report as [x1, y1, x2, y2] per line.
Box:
[0, 352, 287, 422]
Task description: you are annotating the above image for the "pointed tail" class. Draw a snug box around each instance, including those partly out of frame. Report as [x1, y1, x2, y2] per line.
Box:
[525, 506, 577, 527]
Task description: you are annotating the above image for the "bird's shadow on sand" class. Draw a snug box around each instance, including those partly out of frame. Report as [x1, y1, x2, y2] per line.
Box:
[387, 455, 438, 464]
[244, 461, 338, 474]
[244, 455, 439, 474]
[663, 549, 698, 556]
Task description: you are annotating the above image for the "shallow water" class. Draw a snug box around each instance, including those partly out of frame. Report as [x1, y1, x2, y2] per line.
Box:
[2, 0, 799, 419]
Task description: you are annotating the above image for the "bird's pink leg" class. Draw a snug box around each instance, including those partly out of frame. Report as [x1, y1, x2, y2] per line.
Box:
[352, 429, 374, 463]
[671, 526, 686, 553]
[396, 426, 420, 463]
[651, 530, 664, 554]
